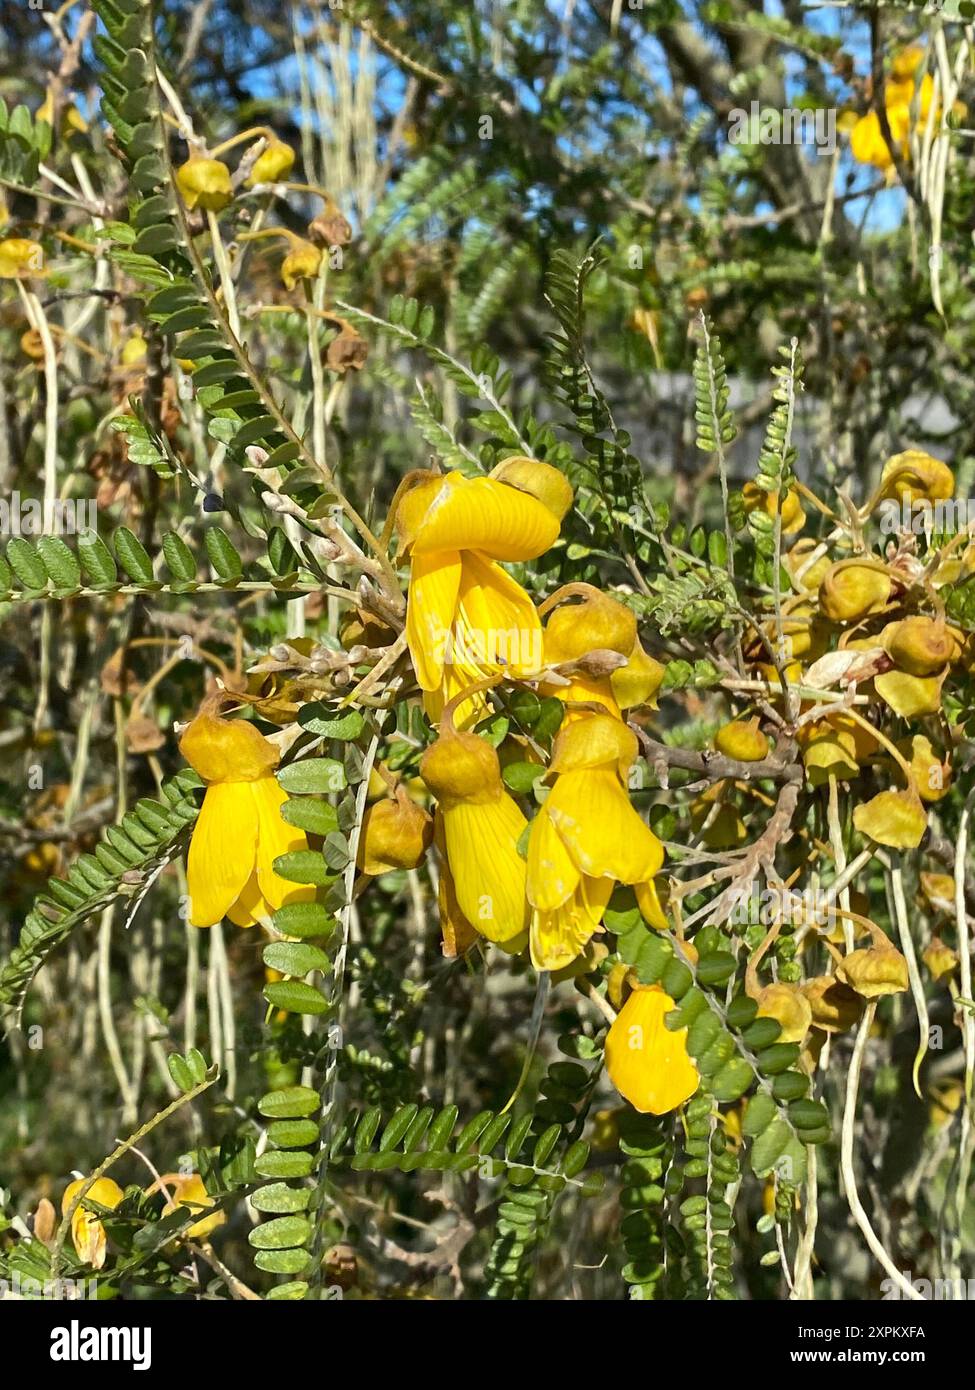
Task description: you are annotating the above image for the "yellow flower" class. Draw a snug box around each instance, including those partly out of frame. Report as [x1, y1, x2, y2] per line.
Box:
[37, 89, 88, 139]
[62, 1177, 124, 1269]
[850, 52, 935, 175]
[180, 708, 313, 927]
[540, 584, 663, 720]
[120, 333, 148, 367]
[801, 976, 864, 1034]
[742, 480, 806, 535]
[881, 616, 954, 676]
[356, 787, 432, 876]
[398, 468, 568, 724]
[879, 449, 954, 505]
[923, 937, 957, 981]
[146, 1173, 225, 1241]
[246, 139, 296, 186]
[0, 237, 44, 278]
[281, 239, 322, 289]
[754, 982, 811, 1044]
[837, 941, 909, 998]
[818, 559, 892, 623]
[420, 726, 529, 946]
[176, 156, 233, 211]
[715, 716, 769, 762]
[527, 715, 664, 971]
[605, 986, 699, 1115]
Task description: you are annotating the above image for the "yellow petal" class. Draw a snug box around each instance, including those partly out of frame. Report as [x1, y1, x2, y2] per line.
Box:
[853, 788, 927, 849]
[406, 549, 461, 692]
[187, 782, 259, 927]
[251, 775, 314, 915]
[547, 769, 664, 884]
[454, 552, 543, 677]
[527, 801, 582, 912]
[412, 475, 559, 560]
[605, 987, 699, 1115]
[63, 1177, 124, 1269]
[875, 668, 946, 717]
[441, 796, 528, 942]
[530, 875, 612, 971]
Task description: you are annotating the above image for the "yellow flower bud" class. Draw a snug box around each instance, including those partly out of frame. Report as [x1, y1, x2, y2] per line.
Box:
[356, 787, 433, 876]
[246, 139, 296, 187]
[147, 1173, 225, 1241]
[853, 787, 927, 849]
[784, 539, 830, 593]
[920, 872, 956, 914]
[801, 976, 864, 1033]
[490, 456, 574, 521]
[0, 237, 44, 278]
[714, 716, 769, 762]
[819, 560, 892, 622]
[120, 333, 148, 367]
[754, 982, 812, 1044]
[176, 156, 233, 211]
[882, 616, 954, 676]
[281, 239, 322, 289]
[604, 986, 699, 1115]
[837, 943, 909, 998]
[922, 937, 957, 980]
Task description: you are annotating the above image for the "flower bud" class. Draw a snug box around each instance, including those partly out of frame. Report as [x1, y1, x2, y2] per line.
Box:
[246, 139, 296, 186]
[176, 156, 233, 211]
[491, 457, 574, 521]
[755, 982, 812, 1044]
[923, 937, 957, 980]
[357, 787, 433, 876]
[714, 716, 769, 762]
[882, 616, 953, 676]
[837, 943, 909, 998]
[819, 560, 892, 622]
[281, 239, 322, 288]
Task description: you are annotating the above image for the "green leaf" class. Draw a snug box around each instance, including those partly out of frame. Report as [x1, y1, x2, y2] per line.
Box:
[277, 759, 347, 795]
[113, 526, 156, 584]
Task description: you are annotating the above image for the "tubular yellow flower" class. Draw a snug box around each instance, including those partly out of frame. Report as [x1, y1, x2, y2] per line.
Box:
[176, 156, 233, 211]
[180, 708, 313, 927]
[146, 1173, 225, 1241]
[605, 986, 699, 1115]
[527, 715, 664, 971]
[246, 139, 296, 186]
[420, 726, 529, 945]
[62, 1177, 124, 1269]
[398, 469, 569, 724]
[879, 449, 954, 505]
